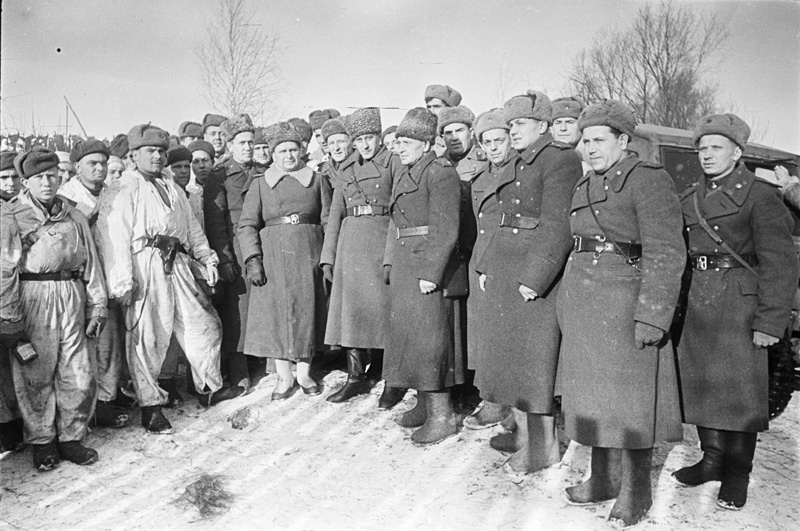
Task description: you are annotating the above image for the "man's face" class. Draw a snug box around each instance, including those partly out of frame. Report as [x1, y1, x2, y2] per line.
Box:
[132, 146, 166, 174]
[582, 126, 627, 173]
[314, 130, 327, 153]
[23, 168, 60, 204]
[481, 129, 512, 165]
[58, 162, 75, 183]
[171, 160, 191, 189]
[204, 126, 225, 154]
[180, 136, 200, 147]
[272, 142, 301, 172]
[442, 123, 473, 158]
[191, 150, 213, 185]
[123, 152, 135, 170]
[698, 134, 741, 178]
[354, 134, 380, 161]
[327, 133, 352, 163]
[229, 131, 254, 164]
[0, 169, 21, 200]
[383, 132, 398, 154]
[107, 159, 125, 181]
[76, 153, 108, 190]
[253, 143, 271, 166]
[508, 118, 545, 151]
[425, 98, 447, 116]
[551, 117, 581, 147]
[396, 137, 428, 165]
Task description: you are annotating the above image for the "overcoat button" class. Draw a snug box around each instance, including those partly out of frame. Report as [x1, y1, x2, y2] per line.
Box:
[735, 183, 743, 189]
[376, 184, 380, 188]
[514, 199, 520, 204]
[478, 213, 483, 218]
[479, 229, 484, 234]
[516, 182, 521, 187]
[595, 210, 600, 215]
[604, 185, 608, 190]
[713, 225, 718, 230]
[512, 229, 518, 234]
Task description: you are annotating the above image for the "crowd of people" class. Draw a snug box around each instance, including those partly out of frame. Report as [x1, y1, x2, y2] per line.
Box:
[1, 84, 798, 528]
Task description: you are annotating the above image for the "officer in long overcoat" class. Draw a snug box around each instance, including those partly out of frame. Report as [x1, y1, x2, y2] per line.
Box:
[672, 114, 797, 511]
[321, 109, 406, 408]
[383, 107, 463, 445]
[461, 110, 514, 432]
[475, 91, 582, 473]
[557, 101, 685, 527]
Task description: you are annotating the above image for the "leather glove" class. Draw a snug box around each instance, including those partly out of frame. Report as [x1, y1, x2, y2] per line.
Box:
[753, 331, 779, 347]
[245, 256, 267, 287]
[383, 265, 391, 285]
[219, 262, 239, 283]
[321, 263, 334, 283]
[86, 316, 107, 339]
[634, 322, 664, 349]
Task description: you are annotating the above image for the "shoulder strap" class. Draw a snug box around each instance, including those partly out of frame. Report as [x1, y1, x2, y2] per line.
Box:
[586, 181, 640, 269]
[691, 191, 757, 276]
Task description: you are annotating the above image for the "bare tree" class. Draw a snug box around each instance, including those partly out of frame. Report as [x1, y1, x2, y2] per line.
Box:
[566, 0, 728, 129]
[195, 0, 282, 118]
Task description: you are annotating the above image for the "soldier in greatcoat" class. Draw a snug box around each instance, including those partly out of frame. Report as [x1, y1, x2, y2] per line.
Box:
[424, 84, 462, 157]
[474, 91, 582, 473]
[462, 110, 513, 431]
[321, 108, 406, 409]
[672, 114, 797, 511]
[238, 122, 332, 400]
[557, 101, 685, 527]
[317, 118, 355, 189]
[383, 108, 463, 445]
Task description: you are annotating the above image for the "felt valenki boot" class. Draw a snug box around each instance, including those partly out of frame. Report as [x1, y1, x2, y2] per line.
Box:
[490, 407, 527, 453]
[411, 390, 458, 445]
[672, 426, 725, 486]
[717, 431, 757, 510]
[327, 349, 372, 403]
[607, 448, 653, 528]
[464, 401, 511, 430]
[505, 412, 561, 473]
[396, 391, 427, 428]
[564, 446, 622, 505]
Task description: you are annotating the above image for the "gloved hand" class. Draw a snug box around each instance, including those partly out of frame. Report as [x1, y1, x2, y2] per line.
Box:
[518, 284, 538, 301]
[245, 256, 267, 287]
[753, 331, 779, 347]
[383, 265, 392, 285]
[634, 322, 665, 349]
[419, 279, 437, 294]
[321, 263, 334, 283]
[479, 273, 487, 292]
[86, 316, 107, 339]
[219, 262, 239, 283]
[0, 320, 26, 349]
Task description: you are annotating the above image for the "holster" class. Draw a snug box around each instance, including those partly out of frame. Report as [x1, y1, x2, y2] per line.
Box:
[147, 235, 186, 275]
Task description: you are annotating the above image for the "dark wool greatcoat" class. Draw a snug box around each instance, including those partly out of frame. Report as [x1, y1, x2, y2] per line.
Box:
[237, 165, 332, 360]
[320, 147, 402, 349]
[320, 151, 358, 189]
[677, 164, 797, 432]
[204, 158, 265, 352]
[474, 134, 582, 413]
[466, 153, 515, 370]
[557, 155, 685, 449]
[382, 151, 463, 391]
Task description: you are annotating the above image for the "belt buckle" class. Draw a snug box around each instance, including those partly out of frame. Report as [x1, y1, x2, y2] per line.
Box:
[696, 256, 708, 271]
[396, 228, 401, 239]
[289, 214, 300, 225]
[362, 205, 373, 216]
[499, 213, 506, 227]
[573, 236, 582, 252]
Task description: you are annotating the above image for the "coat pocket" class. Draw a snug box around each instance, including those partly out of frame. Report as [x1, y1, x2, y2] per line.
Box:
[736, 275, 759, 296]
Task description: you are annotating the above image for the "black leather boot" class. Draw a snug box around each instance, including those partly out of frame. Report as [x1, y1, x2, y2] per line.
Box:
[141, 406, 173, 434]
[198, 385, 246, 407]
[365, 349, 383, 385]
[31, 441, 60, 471]
[717, 431, 757, 510]
[565, 446, 622, 505]
[0, 418, 26, 452]
[91, 400, 130, 428]
[673, 426, 725, 486]
[608, 448, 653, 528]
[326, 349, 372, 403]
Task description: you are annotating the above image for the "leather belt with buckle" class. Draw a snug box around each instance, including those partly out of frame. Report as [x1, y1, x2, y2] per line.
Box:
[263, 214, 321, 227]
[396, 226, 429, 239]
[346, 205, 389, 217]
[498, 213, 540, 230]
[572, 235, 642, 259]
[690, 254, 756, 271]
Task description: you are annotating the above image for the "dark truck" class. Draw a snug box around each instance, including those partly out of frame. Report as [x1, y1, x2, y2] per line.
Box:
[628, 124, 800, 418]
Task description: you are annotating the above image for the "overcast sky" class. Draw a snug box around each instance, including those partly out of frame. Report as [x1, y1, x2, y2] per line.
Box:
[2, 0, 798, 153]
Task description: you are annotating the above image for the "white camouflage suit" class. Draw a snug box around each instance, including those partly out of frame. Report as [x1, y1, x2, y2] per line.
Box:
[95, 170, 222, 407]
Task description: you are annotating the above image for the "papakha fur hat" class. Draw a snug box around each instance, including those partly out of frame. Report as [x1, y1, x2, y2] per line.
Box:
[345, 107, 382, 139]
[577, 99, 638, 138]
[221, 114, 255, 142]
[692, 113, 751, 149]
[396, 107, 439, 144]
[265, 122, 304, 151]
